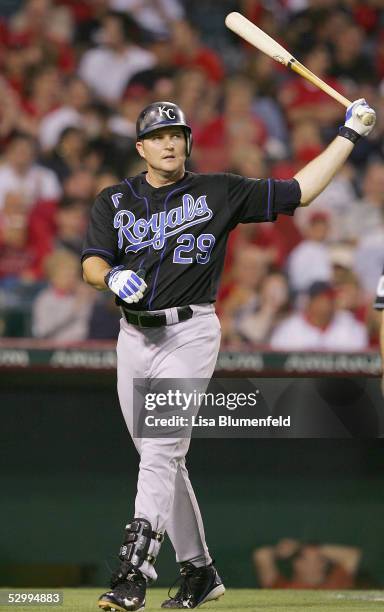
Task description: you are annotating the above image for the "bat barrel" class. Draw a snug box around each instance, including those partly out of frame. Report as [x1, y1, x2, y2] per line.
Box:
[225, 12, 374, 126]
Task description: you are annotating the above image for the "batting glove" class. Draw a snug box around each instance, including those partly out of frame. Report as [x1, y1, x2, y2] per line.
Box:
[344, 98, 376, 137]
[105, 265, 147, 304]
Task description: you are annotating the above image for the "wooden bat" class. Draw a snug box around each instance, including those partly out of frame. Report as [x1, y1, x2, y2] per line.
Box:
[225, 12, 374, 126]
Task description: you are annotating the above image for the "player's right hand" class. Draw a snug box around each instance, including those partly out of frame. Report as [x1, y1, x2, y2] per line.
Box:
[344, 98, 376, 136]
[105, 265, 147, 304]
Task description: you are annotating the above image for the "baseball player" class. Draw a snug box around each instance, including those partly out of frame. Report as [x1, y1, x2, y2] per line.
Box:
[374, 266, 384, 395]
[81, 98, 375, 612]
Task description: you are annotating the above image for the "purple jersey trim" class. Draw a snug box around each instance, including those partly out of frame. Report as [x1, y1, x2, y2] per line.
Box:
[81, 247, 115, 260]
[124, 179, 150, 218]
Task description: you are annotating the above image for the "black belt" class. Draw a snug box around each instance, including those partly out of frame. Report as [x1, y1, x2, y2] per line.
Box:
[121, 305, 193, 328]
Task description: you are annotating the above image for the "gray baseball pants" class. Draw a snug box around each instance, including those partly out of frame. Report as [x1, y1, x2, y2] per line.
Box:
[116, 304, 221, 581]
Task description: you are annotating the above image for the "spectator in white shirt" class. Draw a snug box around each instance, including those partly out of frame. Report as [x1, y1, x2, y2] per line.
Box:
[38, 76, 91, 152]
[295, 163, 384, 245]
[346, 162, 384, 242]
[32, 249, 94, 341]
[350, 163, 384, 295]
[270, 281, 368, 351]
[293, 166, 358, 243]
[353, 225, 384, 296]
[78, 10, 156, 104]
[111, 0, 184, 35]
[0, 133, 62, 212]
[110, 0, 184, 38]
[287, 211, 332, 294]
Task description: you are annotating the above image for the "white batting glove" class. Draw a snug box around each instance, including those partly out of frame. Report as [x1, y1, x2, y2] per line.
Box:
[344, 98, 376, 136]
[105, 266, 147, 304]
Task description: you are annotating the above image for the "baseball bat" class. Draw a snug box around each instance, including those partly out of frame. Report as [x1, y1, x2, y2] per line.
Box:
[225, 12, 374, 126]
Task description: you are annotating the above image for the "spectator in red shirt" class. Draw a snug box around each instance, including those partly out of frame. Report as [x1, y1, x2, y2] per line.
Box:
[194, 76, 267, 172]
[0, 193, 38, 283]
[0, 78, 23, 142]
[20, 65, 63, 138]
[171, 19, 224, 83]
[271, 120, 325, 179]
[228, 144, 302, 267]
[279, 44, 345, 128]
[253, 539, 361, 589]
[2, 40, 28, 98]
[174, 67, 219, 140]
[8, 0, 75, 73]
[217, 245, 270, 347]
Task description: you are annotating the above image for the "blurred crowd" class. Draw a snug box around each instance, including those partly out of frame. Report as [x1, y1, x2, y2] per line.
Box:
[252, 538, 367, 590]
[0, 0, 383, 349]
[253, 539, 369, 589]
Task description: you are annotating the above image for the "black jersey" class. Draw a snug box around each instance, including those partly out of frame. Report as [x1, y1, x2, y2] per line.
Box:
[374, 266, 384, 310]
[82, 171, 301, 310]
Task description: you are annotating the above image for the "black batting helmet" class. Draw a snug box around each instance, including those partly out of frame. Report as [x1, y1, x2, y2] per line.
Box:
[136, 101, 192, 157]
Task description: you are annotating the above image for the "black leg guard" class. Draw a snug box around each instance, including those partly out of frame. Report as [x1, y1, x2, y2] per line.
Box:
[111, 518, 164, 587]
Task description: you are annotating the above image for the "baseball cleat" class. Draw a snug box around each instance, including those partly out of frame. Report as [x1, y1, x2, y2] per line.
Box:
[98, 569, 146, 611]
[161, 561, 225, 608]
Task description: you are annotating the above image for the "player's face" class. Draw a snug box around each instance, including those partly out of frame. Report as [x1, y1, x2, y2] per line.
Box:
[136, 127, 186, 177]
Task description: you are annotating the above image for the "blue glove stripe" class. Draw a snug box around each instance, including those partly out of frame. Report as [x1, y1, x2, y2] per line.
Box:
[127, 279, 140, 292]
[123, 284, 134, 296]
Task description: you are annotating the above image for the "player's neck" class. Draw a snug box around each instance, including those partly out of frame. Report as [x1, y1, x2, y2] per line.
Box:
[145, 167, 185, 188]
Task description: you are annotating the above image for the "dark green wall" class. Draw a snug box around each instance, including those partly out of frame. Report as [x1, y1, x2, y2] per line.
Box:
[1, 375, 384, 587]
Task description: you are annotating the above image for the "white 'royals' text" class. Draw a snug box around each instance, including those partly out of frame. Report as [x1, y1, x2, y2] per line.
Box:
[113, 194, 213, 252]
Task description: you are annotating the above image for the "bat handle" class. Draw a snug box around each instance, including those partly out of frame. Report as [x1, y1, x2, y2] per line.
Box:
[360, 113, 375, 126]
[289, 61, 374, 127]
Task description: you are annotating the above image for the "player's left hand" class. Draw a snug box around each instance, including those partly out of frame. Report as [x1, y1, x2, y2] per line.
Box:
[344, 98, 376, 136]
[105, 265, 147, 304]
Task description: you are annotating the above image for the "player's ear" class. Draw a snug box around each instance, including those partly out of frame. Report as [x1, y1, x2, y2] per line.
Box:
[136, 140, 146, 159]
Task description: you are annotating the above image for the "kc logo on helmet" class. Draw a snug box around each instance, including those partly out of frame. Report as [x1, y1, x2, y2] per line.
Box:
[158, 106, 176, 120]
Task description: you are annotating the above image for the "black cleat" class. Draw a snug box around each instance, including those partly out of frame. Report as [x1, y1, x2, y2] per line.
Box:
[98, 569, 147, 612]
[161, 562, 225, 609]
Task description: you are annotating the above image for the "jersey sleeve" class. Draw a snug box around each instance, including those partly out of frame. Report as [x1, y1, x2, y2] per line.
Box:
[81, 189, 118, 265]
[374, 267, 384, 310]
[227, 174, 301, 227]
